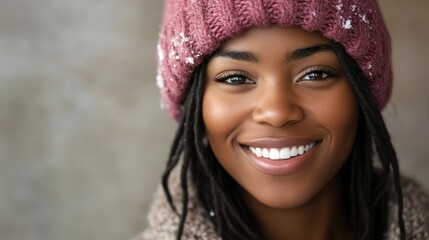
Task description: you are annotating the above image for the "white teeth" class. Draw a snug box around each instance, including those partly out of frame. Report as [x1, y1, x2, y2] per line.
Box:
[248, 141, 318, 161]
[298, 146, 305, 155]
[290, 146, 298, 157]
[255, 147, 262, 157]
[262, 148, 269, 158]
[269, 148, 280, 160]
[280, 147, 290, 159]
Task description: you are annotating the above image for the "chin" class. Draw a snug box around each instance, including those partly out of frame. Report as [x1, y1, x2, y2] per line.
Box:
[240, 169, 342, 212]
[248, 187, 317, 210]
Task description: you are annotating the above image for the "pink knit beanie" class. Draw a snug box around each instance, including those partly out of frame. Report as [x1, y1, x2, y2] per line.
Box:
[157, 0, 392, 120]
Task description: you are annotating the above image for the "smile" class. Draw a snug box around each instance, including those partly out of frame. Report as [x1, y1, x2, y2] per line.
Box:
[248, 141, 318, 160]
[242, 138, 322, 176]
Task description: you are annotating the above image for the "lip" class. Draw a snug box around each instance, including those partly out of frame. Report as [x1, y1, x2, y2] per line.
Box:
[241, 138, 321, 176]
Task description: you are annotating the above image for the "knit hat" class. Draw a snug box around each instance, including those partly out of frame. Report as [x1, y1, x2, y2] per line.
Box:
[157, 0, 392, 120]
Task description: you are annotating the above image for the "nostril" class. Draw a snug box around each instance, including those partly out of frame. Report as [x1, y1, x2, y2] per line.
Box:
[252, 103, 304, 127]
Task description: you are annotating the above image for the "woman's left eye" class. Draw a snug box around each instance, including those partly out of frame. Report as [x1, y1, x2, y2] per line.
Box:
[223, 75, 253, 85]
[298, 67, 336, 82]
[302, 71, 329, 81]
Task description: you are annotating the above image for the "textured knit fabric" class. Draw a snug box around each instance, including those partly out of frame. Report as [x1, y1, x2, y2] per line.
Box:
[135, 174, 429, 240]
[157, 0, 392, 120]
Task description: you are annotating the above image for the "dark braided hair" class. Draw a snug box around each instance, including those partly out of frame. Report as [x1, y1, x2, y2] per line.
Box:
[161, 41, 406, 240]
[331, 42, 406, 240]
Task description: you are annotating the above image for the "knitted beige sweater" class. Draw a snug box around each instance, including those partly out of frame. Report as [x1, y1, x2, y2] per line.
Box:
[135, 174, 428, 240]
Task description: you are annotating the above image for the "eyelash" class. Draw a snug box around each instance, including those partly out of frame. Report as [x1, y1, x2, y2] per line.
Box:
[298, 67, 337, 82]
[215, 71, 254, 85]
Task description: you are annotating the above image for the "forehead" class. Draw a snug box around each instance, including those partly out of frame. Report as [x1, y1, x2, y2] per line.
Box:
[209, 26, 336, 67]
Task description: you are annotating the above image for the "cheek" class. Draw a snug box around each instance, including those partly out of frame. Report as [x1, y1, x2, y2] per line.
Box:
[327, 86, 359, 144]
[202, 91, 227, 144]
[202, 89, 248, 146]
[202, 94, 228, 134]
[312, 82, 359, 165]
[202, 88, 254, 182]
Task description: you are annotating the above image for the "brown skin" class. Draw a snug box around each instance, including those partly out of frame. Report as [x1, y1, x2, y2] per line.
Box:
[202, 26, 358, 240]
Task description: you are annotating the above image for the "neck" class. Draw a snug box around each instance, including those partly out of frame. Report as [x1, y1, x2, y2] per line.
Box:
[243, 175, 352, 240]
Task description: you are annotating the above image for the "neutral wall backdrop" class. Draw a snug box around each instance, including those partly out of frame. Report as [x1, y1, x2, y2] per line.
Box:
[0, 0, 428, 239]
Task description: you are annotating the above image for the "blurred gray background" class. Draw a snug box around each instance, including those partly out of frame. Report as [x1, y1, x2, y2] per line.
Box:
[0, 0, 428, 239]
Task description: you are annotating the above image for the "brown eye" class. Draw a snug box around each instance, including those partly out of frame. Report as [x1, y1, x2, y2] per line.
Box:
[215, 71, 254, 85]
[297, 66, 339, 83]
[302, 71, 329, 81]
[224, 75, 253, 85]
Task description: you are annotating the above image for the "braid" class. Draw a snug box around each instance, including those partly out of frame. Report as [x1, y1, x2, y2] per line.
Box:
[161, 61, 202, 239]
[331, 42, 406, 240]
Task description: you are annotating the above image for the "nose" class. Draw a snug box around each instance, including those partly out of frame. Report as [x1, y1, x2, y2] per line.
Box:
[252, 83, 304, 128]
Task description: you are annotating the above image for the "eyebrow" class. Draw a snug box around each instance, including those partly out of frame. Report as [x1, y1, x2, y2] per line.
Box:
[211, 43, 334, 63]
[211, 49, 259, 62]
[286, 44, 334, 63]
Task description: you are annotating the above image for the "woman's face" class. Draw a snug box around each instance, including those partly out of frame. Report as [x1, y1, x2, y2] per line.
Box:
[203, 26, 359, 209]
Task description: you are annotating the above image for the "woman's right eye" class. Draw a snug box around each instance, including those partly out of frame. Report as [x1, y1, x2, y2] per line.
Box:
[215, 72, 254, 85]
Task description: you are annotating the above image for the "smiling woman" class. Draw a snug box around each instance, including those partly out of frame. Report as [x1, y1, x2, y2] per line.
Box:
[204, 27, 359, 213]
[134, 0, 429, 239]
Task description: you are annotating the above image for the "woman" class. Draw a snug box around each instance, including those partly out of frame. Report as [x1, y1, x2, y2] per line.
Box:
[137, 0, 429, 239]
